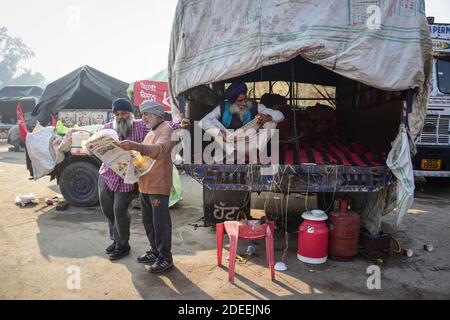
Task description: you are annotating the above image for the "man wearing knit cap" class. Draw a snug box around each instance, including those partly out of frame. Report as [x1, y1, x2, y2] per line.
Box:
[199, 81, 284, 161]
[117, 100, 176, 273]
[98, 98, 150, 260]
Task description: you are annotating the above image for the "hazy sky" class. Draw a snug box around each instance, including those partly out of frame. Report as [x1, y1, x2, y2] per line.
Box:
[1, 0, 449, 84]
[0, 0, 179, 83]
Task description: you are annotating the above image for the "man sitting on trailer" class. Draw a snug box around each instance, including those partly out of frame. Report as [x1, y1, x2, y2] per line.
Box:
[199, 82, 284, 162]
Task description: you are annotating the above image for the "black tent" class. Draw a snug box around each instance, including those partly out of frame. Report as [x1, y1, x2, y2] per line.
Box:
[0, 86, 43, 125]
[0, 86, 43, 102]
[32, 65, 129, 125]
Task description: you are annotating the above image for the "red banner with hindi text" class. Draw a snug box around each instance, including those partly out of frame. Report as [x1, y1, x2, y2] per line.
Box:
[133, 80, 171, 112]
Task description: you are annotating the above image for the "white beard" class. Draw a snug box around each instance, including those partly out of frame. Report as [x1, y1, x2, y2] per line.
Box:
[113, 113, 135, 139]
[230, 103, 250, 122]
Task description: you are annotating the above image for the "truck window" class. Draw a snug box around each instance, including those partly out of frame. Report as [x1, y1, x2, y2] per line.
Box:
[436, 59, 450, 94]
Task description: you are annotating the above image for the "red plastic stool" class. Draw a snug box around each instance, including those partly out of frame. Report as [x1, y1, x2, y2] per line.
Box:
[216, 220, 275, 283]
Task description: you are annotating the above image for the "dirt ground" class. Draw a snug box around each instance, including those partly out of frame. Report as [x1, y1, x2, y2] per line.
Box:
[0, 142, 449, 300]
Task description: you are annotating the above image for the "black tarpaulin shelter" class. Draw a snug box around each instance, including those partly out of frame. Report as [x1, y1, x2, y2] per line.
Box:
[0, 86, 43, 102]
[0, 86, 43, 124]
[32, 65, 129, 125]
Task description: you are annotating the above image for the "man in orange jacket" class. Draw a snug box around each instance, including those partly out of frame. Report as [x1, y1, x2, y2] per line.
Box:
[117, 100, 175, 273]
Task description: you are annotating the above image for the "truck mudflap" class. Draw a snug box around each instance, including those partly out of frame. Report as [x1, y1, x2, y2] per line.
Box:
[184, 164, 393, 193]
[414, 170, 450, 177]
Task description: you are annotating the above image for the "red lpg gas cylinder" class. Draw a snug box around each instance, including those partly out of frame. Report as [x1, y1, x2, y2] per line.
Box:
[329, 199, 361, 261]
[298, 210, 329, 264]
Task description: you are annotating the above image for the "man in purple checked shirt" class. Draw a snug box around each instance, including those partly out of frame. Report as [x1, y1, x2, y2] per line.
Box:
[98, 98, 188, 261]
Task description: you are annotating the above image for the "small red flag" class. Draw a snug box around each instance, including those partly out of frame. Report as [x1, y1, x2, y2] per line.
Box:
[17, 102, 28, 142]
[51, 114, 57, 127]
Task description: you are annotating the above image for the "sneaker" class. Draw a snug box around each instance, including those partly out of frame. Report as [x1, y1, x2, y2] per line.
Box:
[137, 251, 158, 264]
[109, 245, 131, 261]
[149, 260, 173, 273]
[105, 242, 116, 254]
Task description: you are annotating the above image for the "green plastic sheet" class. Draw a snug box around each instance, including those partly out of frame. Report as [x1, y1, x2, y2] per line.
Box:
[169, 165, 183, 208]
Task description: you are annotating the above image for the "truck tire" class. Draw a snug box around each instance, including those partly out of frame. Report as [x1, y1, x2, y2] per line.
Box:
[59, 161, 99, 207]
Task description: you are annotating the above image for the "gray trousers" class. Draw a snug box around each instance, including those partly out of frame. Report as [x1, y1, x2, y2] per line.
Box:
[98, 178, 132, 250]
[140, 193, 172, 263]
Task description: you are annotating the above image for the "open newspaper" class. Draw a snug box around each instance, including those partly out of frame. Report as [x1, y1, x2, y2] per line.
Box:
[223, 118, 260, 155]
[86, 129, 154, 184]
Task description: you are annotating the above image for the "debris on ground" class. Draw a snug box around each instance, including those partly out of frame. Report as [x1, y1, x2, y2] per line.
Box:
[373, 258, 385, 266]
[188, 220, 209, 230]
[45, 194, 65, 207]
[226, 255, 247, 264]
[402, 248, 414, 257]
[56, 201, 69, 211]
[14, 194, 38, 207]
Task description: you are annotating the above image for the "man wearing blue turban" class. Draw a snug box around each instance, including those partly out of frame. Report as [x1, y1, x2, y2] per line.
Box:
[199, 81, 284, 161]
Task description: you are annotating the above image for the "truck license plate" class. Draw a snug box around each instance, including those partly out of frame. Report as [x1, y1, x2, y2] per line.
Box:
[421, 159, 442, 170]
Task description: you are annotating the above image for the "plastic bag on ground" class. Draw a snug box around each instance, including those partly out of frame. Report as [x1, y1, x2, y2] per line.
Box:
[15, 194, 37, 207]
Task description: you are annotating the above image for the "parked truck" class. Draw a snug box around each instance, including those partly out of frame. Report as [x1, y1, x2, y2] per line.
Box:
[0, 86, 43, 149]
[168, 0, 432, 230]
[413, 20, 450, 184]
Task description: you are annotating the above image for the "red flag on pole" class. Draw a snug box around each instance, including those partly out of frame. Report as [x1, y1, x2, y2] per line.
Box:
[51, 114, 57, 127]
[17, 102, 28, 142]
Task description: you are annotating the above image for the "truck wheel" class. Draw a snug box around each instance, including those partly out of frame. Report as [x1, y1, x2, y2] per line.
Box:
[59, 161, 99, 207]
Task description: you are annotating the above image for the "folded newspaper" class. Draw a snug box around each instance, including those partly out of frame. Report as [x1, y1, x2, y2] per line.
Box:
[86, 129, 154, 184]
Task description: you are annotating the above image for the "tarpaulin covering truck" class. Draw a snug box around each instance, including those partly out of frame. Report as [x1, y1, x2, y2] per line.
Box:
[168, 0, 432, 231]
[0, 86, 43, 148]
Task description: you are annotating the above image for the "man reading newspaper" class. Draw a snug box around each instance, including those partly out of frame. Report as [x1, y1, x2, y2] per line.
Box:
[96, 98, 150, 260]
[116, 101, 177, 273]
[93, 99, 187, 261]
[199, 82, 284, 163]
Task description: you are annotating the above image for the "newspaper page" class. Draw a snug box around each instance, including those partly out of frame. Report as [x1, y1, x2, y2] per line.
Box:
[86, 130, 154, 183]
[223, 118, 260, 155]
[226, 118, 260, 141]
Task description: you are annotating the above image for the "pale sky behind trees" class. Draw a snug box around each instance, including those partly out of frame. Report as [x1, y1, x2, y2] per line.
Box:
[0, 0, 449, 84]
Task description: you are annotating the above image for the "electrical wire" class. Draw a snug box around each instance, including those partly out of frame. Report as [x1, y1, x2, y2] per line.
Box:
[281, 175, 292, 263]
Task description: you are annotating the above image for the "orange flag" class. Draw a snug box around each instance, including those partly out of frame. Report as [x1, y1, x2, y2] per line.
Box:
[51, 114, 57, 127]
[17, 102, 28, 142]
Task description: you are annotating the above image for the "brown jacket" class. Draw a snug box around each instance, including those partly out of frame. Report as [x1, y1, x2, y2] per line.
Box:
[139, 122, 174, 196]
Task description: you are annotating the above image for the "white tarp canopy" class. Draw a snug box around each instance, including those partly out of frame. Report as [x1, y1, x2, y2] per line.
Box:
[168, 0, 434, 228]
[168, 0, 433, 139]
